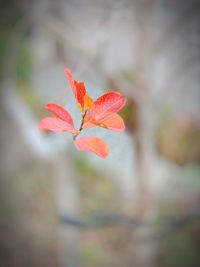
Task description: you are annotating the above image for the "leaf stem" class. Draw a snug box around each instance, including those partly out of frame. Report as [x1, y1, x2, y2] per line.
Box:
[73, 110, 87, 141]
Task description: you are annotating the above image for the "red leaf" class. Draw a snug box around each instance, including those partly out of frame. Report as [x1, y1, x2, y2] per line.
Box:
[65, 68, 86, 111]
[39, 117, 79, 134]
[88, 91, 126, 117]
[75, 136, 109, 158]
[74, 80, 86, 110]
[45, 103, 74, 126]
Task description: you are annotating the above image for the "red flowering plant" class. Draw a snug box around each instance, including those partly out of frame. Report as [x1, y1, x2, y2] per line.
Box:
[39, 68, 127, 158]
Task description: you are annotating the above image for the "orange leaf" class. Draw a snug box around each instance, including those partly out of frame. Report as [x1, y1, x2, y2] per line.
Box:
[39, 117, 79, 134]
[96, 112, 125, 132]
[83, 112, 125, 132]
[82, 115, 96, 129]
[75, 136, 109, 158]
[84, 94, 94, 110]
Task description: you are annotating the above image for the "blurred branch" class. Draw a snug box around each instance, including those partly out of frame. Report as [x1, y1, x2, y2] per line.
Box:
[60, 210, 200, 241]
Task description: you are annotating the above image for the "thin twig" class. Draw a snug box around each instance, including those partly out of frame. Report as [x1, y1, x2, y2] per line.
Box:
[73, 110, 87, 141]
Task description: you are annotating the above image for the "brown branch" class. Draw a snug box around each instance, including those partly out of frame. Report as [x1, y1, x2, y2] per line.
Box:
[73, 110, 87, 141]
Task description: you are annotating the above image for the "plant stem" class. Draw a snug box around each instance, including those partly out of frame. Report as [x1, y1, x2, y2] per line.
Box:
[73, 110, 87, 141]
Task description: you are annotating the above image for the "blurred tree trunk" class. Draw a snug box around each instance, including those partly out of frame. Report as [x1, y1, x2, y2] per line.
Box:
[131, 103, 157, 267]
[129, 2, 158, 266]
[129, 0, 200, 266]
[53, 149, 83, 267]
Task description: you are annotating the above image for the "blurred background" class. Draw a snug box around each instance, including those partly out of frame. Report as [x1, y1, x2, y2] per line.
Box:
[0, 0, 200, 266]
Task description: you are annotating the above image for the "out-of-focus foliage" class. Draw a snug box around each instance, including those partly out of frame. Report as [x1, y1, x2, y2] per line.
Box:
[119, 99, 139, 133]
[0, 0, 22, 76]
[159, 222, 200, 267]
[15, 40, 32, 83]
[107, 77, 139, 132]
[75, 156, 119, 214]
[82, 243, 108, 267]
[157, 115, 200, 165]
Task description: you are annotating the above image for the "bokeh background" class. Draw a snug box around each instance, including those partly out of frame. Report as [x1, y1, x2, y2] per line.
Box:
[0, 0, 200, 266]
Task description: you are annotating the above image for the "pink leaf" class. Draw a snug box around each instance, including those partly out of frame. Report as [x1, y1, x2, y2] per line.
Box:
[65, 68, 77, 97]
[39, 117, 79, 134]
[45, 102, 74, 126]
[75, 136, 109, 158]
